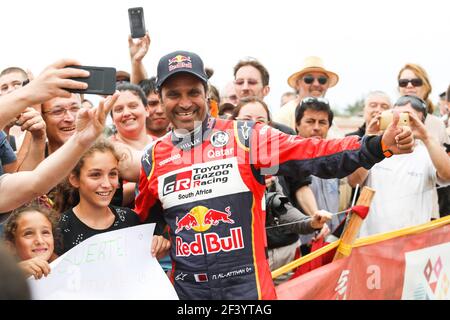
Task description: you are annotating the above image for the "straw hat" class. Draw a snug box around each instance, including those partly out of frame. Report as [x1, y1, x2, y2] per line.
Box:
[287, 56, 339, 89]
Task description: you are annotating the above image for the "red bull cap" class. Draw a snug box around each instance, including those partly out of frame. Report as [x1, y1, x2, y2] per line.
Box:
[156, 50, 208, 90]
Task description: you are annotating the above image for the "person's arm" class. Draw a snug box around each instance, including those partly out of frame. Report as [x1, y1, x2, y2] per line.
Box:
[346, 115, 381, 187]
[0, 59, 88, 130]
[1, 132, 17, 173]
[134, 144, 159, 222]
[15, 107, 46, 171]
[347, 167, 369, 188]
[409, 112, 450, 182]
[129, 32, 150, 85]
[293, 186, 331, 240]
[276, 198, 331, 235]
[114, 142, 143, 183]
[250, 111, 414, 179]
[122, 182, 137, 207]
[0, 93, 118, 212]
[295, 185, 318, 216]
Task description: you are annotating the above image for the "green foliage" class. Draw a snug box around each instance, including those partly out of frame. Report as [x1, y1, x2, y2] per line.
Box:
[344, 97, 365, 116]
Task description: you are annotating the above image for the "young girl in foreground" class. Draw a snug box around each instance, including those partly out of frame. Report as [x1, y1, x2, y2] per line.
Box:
[3, 204, 58, 279]
[55, 139, 169, 257]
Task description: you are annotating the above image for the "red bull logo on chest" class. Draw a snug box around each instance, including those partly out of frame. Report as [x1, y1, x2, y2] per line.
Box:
[175, 206, 244, 256]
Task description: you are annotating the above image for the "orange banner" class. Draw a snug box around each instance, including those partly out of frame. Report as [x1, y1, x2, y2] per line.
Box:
[276, 221, 450, 300]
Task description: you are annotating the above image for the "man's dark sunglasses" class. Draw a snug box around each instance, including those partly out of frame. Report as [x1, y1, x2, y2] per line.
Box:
[303, 75, 328, 85]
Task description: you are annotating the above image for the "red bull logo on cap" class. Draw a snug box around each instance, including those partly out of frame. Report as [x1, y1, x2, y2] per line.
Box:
[175, 206, 244, 257]
[168, 55, 192, 71]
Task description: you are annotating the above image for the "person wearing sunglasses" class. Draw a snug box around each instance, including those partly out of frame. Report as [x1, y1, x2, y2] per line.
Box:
[233, 57, 296, 136]
[274, 56, 338, 132]
[348, 95, 450, 238]
[397, 63, 450, 219]
[397, 63, 449, 148]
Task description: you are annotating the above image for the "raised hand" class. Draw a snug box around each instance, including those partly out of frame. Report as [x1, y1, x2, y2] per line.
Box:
[381, 111, 415, 155]
[74, 92, 119, 148]
[366, 114, 382, 135]
[23, 59, 89, 105]
[406, 111, 429, 142]
[128, 32, 150, 63]
[17, 107, 46, 140]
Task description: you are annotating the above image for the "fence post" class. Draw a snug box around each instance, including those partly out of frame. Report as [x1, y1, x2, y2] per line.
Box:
[333, 186, 375, 261]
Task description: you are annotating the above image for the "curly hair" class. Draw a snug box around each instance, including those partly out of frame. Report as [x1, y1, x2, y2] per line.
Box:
[3, 203, 60, 249]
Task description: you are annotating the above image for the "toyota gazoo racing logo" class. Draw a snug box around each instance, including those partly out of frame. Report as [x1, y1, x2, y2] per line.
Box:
[175, 206, 244, 257]
[162, 163, 231, 196]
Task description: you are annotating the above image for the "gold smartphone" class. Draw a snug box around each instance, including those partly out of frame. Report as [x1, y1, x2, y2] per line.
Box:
[379, 110, 410, 130]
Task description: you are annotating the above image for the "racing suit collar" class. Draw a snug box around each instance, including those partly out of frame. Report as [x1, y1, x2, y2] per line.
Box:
[171, 116, 216, 151]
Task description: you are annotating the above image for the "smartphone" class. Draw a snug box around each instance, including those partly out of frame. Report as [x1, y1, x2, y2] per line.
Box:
[128, 7, 146, 38]
[66, 66, 116, 95]
[379, 110, 410, 130]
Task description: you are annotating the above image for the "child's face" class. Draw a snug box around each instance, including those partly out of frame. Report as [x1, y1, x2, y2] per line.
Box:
[72, 151, 119, 209]
[14, 211, 54, 261]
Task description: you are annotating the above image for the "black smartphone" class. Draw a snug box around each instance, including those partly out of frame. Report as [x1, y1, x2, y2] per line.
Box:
[128, 7, 146, 39]
[66, 66, 116, 95]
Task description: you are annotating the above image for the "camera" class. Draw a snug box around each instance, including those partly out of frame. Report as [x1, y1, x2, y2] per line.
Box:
[265, 192, 289, 219]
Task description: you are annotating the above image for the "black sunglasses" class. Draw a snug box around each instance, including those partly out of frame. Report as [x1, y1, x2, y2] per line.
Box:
[301, 96, 330, 106]
[394, 95, 426, 109]
[303, 75, 328, 85]
[398, 78, 423, 88]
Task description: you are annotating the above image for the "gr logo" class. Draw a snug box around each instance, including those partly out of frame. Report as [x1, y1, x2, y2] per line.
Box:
[162, 170, 192, 196]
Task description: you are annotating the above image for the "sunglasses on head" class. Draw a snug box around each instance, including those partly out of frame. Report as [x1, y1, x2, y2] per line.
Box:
[303, 75, 328, 85]
[394, 95, 427, 112]
[398, 78, 423, 88]
[301, 96, 330, 106]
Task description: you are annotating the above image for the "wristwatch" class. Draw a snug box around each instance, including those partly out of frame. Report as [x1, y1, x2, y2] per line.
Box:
[380, 139, 393, 158]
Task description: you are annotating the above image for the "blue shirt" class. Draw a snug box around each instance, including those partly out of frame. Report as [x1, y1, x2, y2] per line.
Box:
[0, 131, 16, 175]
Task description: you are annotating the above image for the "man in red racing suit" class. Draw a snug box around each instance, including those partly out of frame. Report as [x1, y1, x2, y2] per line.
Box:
[134, 50, 414, 300]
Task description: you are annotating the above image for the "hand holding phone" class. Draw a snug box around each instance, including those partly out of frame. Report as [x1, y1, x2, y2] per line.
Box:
[66, 66, 116, 95]
[379, 110, 410, 130]
[128, 7, 146, 39]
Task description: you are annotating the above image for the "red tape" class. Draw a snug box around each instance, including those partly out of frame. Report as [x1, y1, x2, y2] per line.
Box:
[350, 205, 370, 219]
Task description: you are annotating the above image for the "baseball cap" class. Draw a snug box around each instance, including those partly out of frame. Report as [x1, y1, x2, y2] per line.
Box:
[156, 50, 208, 90]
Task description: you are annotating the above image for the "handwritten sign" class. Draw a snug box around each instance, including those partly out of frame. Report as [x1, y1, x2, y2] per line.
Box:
[28, 223, 178, 300]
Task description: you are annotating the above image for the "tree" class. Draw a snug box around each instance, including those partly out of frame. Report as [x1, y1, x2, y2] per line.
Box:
[344, 97, 365, 116]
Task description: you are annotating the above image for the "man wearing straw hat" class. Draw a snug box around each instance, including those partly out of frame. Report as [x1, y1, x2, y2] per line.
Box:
[274, 56, 338, 132]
